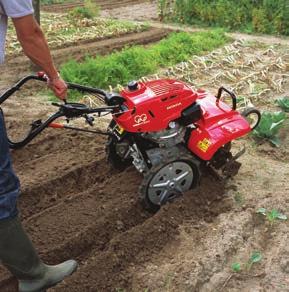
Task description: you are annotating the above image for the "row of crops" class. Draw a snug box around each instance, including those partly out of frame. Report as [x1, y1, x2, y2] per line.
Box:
[158, 0, 289, 35]
[6, 12, 147, 56]
[61, 30, 229, 89]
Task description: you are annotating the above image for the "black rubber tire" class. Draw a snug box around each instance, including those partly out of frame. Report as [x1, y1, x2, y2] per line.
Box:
[106, 136, 132, 171]
[139, 147, 201, 213]
[241, 107, 261, 130]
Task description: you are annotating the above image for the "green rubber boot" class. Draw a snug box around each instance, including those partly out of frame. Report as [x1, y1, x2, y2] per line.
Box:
[0, 217, 78, 292]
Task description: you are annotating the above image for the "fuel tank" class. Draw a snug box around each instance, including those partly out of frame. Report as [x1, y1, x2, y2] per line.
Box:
[114, 79, 198, 132]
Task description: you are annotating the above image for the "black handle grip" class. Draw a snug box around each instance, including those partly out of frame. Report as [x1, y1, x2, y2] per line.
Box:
[216, 86, 237, 110]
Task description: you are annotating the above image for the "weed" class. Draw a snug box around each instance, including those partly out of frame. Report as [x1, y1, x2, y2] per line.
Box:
[69, 0, 100, 20]
[257, 208, 287, 225]
[252, 111, 286, 147]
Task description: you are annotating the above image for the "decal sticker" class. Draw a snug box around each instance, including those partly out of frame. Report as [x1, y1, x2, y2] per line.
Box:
[115, 124, 124, 135]
[197, 138, 211, 152]
[133, 114, 150, 127]
[167, 102, 182, 110]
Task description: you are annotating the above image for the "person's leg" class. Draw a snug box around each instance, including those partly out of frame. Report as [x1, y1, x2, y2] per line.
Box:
[0, 110, 20, 220]
[0, 112, 77, 292]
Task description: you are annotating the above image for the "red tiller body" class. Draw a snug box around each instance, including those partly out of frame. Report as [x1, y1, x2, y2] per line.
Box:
[115, 79, 251, 162]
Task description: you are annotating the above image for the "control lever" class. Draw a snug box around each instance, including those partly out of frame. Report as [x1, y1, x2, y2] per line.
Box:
[84, 114, 94, 126]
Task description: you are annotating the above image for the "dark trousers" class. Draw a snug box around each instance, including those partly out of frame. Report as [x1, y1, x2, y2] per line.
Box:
[0, 112, 19, 220]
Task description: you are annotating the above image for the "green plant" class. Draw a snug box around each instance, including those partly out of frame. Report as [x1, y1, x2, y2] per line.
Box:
[257, 208, 287, 225]
[69, 0, 100, 20]
[252, 8, 271, 34]
[246, 251, 262, 271]
[231, 262, 241, 272]
[276, 97, 289, 112]
[231, 251, 262, 273]
[61, 30, 228, 92]
[158, 0, 289, 35]
[252, 111, 286, 146]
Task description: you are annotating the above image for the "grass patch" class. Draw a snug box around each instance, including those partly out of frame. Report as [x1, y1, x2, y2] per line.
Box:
[61, 30, 229, 90]
[159, 0, 289, 36]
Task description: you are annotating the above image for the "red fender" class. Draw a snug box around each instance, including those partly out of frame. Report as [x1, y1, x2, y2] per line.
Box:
[188, 95, 251, 161]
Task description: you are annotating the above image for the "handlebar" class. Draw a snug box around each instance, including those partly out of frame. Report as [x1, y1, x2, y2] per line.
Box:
[0, 73, 109, 105]
[0, 75, 45, 105]
[0, 73, 123, 149]
[216, 86, 237, 111]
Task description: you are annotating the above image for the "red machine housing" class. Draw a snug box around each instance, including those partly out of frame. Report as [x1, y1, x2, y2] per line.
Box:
[116, 79, 251, 161]
[117, 79, 197, 132]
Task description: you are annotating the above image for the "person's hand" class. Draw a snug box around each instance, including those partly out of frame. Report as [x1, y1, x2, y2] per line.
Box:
[47, 75, 67, 100]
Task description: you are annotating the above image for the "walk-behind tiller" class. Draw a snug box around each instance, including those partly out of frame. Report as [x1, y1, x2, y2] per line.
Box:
[0, 73, 261, 212]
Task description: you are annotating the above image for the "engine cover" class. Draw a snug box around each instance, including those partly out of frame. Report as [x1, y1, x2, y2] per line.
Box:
[142, 122, 185, 148]
[114, 79, 198, 133]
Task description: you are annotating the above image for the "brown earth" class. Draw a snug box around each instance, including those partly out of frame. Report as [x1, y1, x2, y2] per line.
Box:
[101, 1, 159, 22]
[42, 0, 152, 13]
[0, 1, 289, 292]
[0, 126, 232, 292]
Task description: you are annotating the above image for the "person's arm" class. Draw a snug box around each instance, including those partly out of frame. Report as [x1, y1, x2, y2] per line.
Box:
[12, 15, 67, 100]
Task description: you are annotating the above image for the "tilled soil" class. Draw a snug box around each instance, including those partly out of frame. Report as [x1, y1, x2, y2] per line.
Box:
[42, 0, 150, 13]
[0, 126, 230, 292]
[101, 1, 159, 21]
[2, 119, 287, 292]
